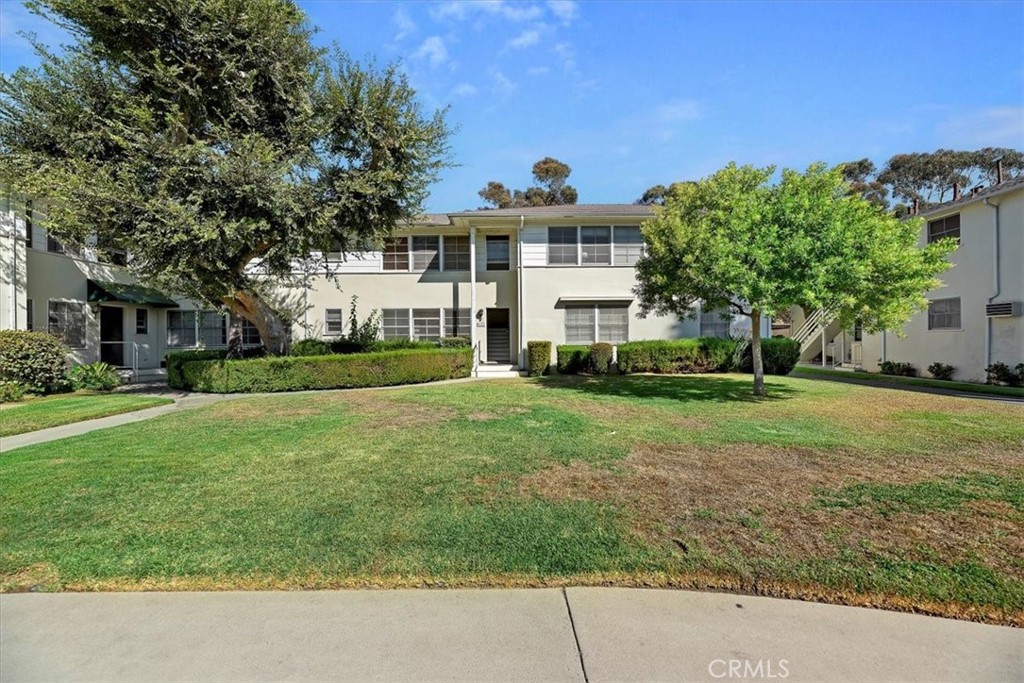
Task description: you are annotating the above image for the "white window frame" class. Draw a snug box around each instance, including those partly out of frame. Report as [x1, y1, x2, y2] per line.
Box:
[564, 304, 630, 344]
[136, 308, 149, 335]
[166, 310, 198, 347]
[927, 297, 961, 330]
[547, 225, 646, 267]
[325, 308, 344, 336]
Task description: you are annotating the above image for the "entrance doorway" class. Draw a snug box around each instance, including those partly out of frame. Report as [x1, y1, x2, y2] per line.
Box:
[100, 306, 124, 366]
[485, 308, 511, 363]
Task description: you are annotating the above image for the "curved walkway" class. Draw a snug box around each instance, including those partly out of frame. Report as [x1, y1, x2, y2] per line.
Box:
[2, 588, 1020, 682]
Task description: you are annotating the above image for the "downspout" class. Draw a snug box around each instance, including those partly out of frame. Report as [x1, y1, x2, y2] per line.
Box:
[8, 206, 17, 329]
[469, 225, 478, 376]
[517, 214, 525, 369]
[984, 197, 1001, 368]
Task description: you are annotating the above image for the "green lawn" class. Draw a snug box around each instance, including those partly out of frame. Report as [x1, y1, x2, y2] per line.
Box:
[793, 366, 1024, 398]
[0, 393, 174, 437]
[1, 374, 1022, 624]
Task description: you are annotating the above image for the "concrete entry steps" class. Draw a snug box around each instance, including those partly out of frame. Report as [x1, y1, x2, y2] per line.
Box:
[2, 588, 1020, 682]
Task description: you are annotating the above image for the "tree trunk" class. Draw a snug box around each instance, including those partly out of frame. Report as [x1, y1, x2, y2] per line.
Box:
[750, 308, 765, 397]
[224, 289, 291, 356]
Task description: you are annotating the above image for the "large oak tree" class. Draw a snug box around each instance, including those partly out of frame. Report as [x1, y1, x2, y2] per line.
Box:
[634, 163, 955, 396]
[0, 0, 452, 353]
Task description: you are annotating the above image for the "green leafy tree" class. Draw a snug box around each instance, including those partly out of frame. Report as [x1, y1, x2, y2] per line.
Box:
[839, 159, 888, 207]
[477, 156, 577, 208]
[636, 181, 695, 205]
[877, 148, 1021, 211]
[0, 0, 452, 354]
[634, 163, 955, 396]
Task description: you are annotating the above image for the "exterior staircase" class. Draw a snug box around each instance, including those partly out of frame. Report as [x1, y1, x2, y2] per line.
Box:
[475, 363, 523, 379]
[792, 309, 844, 365]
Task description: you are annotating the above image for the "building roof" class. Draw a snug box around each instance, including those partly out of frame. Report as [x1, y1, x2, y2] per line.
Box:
[446, 204, 654, 218]
[918, 175, 1024, 218]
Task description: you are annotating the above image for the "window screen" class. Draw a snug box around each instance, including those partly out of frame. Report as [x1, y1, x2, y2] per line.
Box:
[613, 226, 644, 265]
[444, 236, 470, 270]
[486, 236, 510, 270]
[412, 308, 441, 341]
[565, 306, 595, 344]
[581, 227, 611, 265]
[167, 311, 197, 347]
[325, 309, 344, 335]
[548, 227, 578, 265]
[597, 306, 629, 343]
[382, 309, 411, 340]
[412, 236, 440, 271]
[928, 298, 961, 330]
[700, 307, 732, 338]
[444, 308, 472, 338]
[927, 214, 960, 244]
[383, 237, 409, 271]
[48, 300, 87, 348]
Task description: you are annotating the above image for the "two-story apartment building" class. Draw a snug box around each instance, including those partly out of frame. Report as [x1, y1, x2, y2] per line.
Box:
[793, 176, 1024, 381]
[1, 201, 761, 377]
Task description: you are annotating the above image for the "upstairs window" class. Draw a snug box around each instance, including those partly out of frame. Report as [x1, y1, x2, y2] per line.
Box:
[614, 226, 644, 265]
[581, 227, 611, 265]
[547, 227, 578, 265]
[927, 214, 960, 244]
[443, 236, 470, 270]
[486, 235, 510, 270]
[928, 298, 961, 330]
[46, 233, 65, 254]
[383, 238, 409, 271]
[412, 236, 440, 271]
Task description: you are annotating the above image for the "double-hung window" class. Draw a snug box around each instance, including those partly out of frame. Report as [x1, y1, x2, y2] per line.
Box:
[547, 227, 578, 265]
[597, 306, 629, 343]
[565, 304, 630, 344]
[928, 298, 961, 330]
[383, 238, 409, 271]
[48, 301, 86, 348]
[240, 319, 261, 345]
[565, 306, 596, 344]
[486, 236, 510, 270]
[412, 308, 441, 341]
[167, 311, 197, 347]
[382, 309, 411, 340]
[613, 226, 644, 265]
[412, 236, 440, 271]
[699, 307, 732, 338]
[581, 227, 611, 265]
[136, 309, 149, 335]
[325, 309, 344, 335]
[444, 236, 471, 270]
[200, 311, 227, 346]
[444, 308, 472, 338]
[927, 214, 960, 244]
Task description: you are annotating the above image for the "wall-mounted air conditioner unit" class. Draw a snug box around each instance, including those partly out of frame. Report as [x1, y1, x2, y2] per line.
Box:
[985, 302, 1023, 317]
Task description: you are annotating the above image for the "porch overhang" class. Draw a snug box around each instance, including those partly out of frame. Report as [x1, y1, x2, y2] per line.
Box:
[556, 295, 634, 306]
[87, 280, 179, 308]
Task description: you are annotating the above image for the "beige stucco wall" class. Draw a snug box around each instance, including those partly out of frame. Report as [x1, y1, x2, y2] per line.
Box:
[861, 189, 1023, 381]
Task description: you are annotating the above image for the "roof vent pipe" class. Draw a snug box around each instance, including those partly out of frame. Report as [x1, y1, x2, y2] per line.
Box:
[994, 155, 1004, 185]
[911, 198, 920, 215]
[952, 182, 961, 201]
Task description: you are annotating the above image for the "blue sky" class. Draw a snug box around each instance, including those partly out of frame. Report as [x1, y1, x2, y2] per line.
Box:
[2, 0, 1021, 212]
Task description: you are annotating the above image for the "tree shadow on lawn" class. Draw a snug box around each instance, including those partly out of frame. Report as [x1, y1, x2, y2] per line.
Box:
[534, 374, 798, 404]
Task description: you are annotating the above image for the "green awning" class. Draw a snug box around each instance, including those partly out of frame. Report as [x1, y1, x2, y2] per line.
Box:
[87, 280, 179, 308]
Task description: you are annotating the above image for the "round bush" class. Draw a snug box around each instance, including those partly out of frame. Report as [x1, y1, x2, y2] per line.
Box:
[590, 343, 613, 375]
[0, 330, 70, 394]
[526, 340, 552, 377]
[0, 380, 25, 403]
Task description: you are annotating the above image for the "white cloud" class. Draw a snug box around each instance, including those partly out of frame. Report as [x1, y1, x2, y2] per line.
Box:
[413, 36, 449, 69]
[432, 1, 543, 23]
[656, 99, 703, 123]
[489, 68, 518, 99]
[937, 106, 1024, 148]
[527, 66, 551, 76]
[553, 42, 576, 72]
[547, 0, 578, 25]
[392, 8, 417, 42]
[450, 82, 478, 98]
[506, 28, 541, 50]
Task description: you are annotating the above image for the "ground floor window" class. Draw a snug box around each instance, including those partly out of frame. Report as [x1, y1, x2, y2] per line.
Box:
[700, 307, 732, 338]
[444, 308, 472, 338]
[325, 309, 343, 335]
[200, 311, 227, 347]
[166, 310, 226, 346]
[564, 304, 629, 344]
[412, 308, 441, 341]
[928, 298, 961, 330]
[26, 299, 33, 331]
[48, 300, 87, 348]
[381, 307, 473, 341]
[240, 319, 261, 345]
[382, 309, 411, 340]
[167, 311, 196, 347]
[136, 309, 148, 335]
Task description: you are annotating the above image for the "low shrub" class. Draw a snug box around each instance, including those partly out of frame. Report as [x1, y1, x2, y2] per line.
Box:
[0, 380, 25, 403]
[175, 347, 473, 393]
[165, 349, 228, 387]
[368, 339, 438, 352]
[0, 330, 69, 394]
[880, 360, 917, 377]
[617, 337, 738, 374]
[927, 362, 955, 381]
[69, 362, 122, 391]
[291, 339, 332, 357]
[526, 341, 552, 377]
[590, 343, 613, 375]
[734, 337, 801, 375]
[439, 336, 471, 348]
[328, 339, 370, 354]
[556, 345, 590, 374]
[985, 361, 1023, 387]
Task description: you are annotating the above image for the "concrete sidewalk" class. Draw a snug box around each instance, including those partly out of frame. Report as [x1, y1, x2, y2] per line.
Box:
[2, 589, 1020, 682]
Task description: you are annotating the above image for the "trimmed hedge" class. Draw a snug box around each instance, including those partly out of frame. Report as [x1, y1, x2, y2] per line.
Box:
[165, 349, 228, 388]
[526, 341, 552, 377]
[556, 345, 591, 374]
[173, 347, 473, 393]
[617, 338, 738, 374]
[735, 337, 801, 375]
[590, 343, 613, 375]
[880, 360, 917, 377]
[291, 339, 332, 356]
[0, 329, 70, 394]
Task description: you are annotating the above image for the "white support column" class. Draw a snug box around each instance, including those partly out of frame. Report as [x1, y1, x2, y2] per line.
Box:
[469, 226, 478, 373]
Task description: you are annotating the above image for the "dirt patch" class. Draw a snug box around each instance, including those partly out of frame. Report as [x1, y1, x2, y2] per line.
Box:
[0, 563, 61, 593]
[518, 441, 1024, 580]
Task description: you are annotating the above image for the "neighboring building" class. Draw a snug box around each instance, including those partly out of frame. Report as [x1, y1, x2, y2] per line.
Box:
[1, 202, 762, 376]
[791, 177, 1024, 382]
